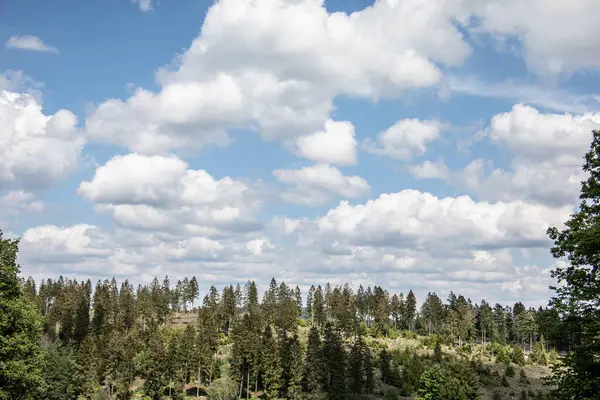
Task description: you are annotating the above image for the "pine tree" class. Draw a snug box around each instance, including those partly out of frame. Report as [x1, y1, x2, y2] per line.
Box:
[0, 231, 45, 400]
[143, 322, 167, 400]
[322, 323, 346, 400]
[189, 276, 199, 310]
[283, 333, 303, 400]
[261, 325, 281, 399]
[349, 334, 366, 397]
[546, 131, 600, 399]
[405, 290, 417, 331]
[303, 326, 322, 396]
[74, 335, 98, 398]
[42, 343, 79, 400]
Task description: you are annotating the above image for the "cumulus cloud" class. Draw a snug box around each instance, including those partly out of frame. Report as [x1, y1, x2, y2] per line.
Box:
[5, 35, 58, 53]
[85, 0, 471, 155]
[461, 0, 600, 77]
[363, 118, 441, 160]
[273, 164, 370, 206]
[0, 90, 84, 189]
[310, 190, 570, 252]
[411, 104, 598, 208]
[292, 120, 357, 166]
[78, 153, 263, 236]
[0, 190, 44, 214]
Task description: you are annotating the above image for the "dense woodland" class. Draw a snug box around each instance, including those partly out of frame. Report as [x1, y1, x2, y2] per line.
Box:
[1, 131, 600, 400]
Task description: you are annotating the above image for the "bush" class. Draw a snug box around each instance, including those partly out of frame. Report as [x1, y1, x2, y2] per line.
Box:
[384, 388, 400, 400]
[388, 328, 400, 339]
[520, 389, 528, 400]
[512, 346, 525, 365]
[502, 374, 510, 387]
[492, 390, 503, 400]
[530, 337, 549, 366]
[519, 368, 529, 385]
[548, 348, 559, 364]
[505, 363, 516, 377]
[403, 330, 418, 340]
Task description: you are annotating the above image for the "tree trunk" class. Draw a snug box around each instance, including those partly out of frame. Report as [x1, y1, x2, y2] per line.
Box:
[197, 365, 201, 398]
[239, 373, 244, 400]
[246, 368, 250, 400]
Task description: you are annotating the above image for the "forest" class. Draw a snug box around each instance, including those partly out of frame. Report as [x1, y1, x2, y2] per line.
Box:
[1, 131, 599, 400]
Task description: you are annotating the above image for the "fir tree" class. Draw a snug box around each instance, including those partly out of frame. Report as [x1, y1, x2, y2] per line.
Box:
[303, 326, 323, 396]
[0, 231, 45, 400]
[261, 325, 282, 400]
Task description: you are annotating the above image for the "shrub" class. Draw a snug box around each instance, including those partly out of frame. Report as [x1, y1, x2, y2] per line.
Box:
[520, 389, 528, 400]
[548, 348, 559, 364]
[505, 363, 516, 377]
[384, 389, 400, 400]
[403, 330, 418, 340]
[512, 346, 525, 366]
[502, 374, 510, 387]
[492, 390, 503, 400]
[519, 368, 529, 385]
[530, 336, 549, 366]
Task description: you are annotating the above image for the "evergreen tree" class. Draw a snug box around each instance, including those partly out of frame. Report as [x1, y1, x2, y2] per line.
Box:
[303, 326, 323, 396]
[0, 231, 45, 400]
[546, 130, 600, 399]
[42, 343, 79, 400]
[405, 290, 417, 331]
[261, 325, 281, 400]
[142, 322, 167, 400]
[189, 276, 199, 310]
[322, 323, 346, 400]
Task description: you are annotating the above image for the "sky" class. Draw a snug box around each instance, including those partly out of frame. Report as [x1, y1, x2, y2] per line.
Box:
[2, 0, 600, 306]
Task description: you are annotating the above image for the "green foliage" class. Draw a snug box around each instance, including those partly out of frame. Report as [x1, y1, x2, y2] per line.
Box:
[546, 130, 600, 398]
[0, 231, 45, 400]
[502, 374, 510, 387]
[512, 345, 525, 366]
[519, 368, 529, 385]
[505, 363, 516, 378]
[416, 362, 478, 400]
[492, 390, 503, 400]
[42, 343, 79, 400]
[207, 376, 237, 400]
[530, 336, 549, 366]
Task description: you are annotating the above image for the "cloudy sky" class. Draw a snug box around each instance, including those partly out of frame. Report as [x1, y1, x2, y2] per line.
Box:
[2, 0, 599, 306]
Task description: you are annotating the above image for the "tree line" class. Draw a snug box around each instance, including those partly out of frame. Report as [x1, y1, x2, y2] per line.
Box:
[2, 129, 600, 400]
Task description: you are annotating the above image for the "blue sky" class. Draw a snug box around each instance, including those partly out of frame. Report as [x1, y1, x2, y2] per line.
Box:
[2, 0, 600, 305]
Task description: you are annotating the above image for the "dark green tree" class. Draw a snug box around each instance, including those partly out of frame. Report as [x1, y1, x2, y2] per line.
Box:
[42, 343, 79, 400]
[546, 130, 600, 399]
[0, 231, 45, 400]
[303, 326, 323, 396]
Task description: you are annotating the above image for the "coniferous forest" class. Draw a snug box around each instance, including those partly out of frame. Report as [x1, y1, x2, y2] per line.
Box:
[1, 131, 600, 400]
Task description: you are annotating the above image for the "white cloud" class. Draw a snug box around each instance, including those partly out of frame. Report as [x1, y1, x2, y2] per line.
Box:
[0, 90, 84, 189]
[413, 104, 598, 208]
[0, 190, 44, 213]
[86, 0, 472, 155]
[312, 189, 570, 252]
[132, 0, 153, 12]
[363, 118, 441, 160]
[292, 120, 357, 166]
[461, 0, 600, 77]
[5, 35, 58, 53]
[273, 164, 370, 206]
[409, 158, 449, 180]
[78, 153, 263, 236]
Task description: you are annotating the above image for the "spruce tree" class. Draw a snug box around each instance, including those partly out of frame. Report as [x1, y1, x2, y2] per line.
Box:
[322, 323, 346, 400]
[143, 322, 167, 400]
[303, 326, 323, 396]
[546, 130, 600, 399]
[0, 231, 45, 400]
[261, 325, 281, 400]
